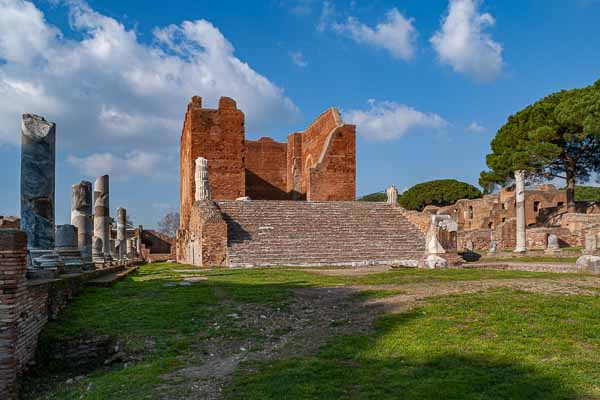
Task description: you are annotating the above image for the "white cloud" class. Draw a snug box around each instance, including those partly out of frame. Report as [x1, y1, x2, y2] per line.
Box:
[317, 1, 335, 32]
[67, 150, 173, 181]
[343, 99, 447, 140]
[466, 121, 486, 133]
[290, 51, 308, 67]
[333, 8, 417, 60]
[0, 0, 299, 157]
[430, 0, 503, 82]
[286, 0, 315, 15]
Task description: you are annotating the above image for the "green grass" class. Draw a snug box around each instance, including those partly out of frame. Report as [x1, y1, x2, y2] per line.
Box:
[480, 256, 579, 263]
[227, 290, 600, 399]
[20, 263, 598, 399]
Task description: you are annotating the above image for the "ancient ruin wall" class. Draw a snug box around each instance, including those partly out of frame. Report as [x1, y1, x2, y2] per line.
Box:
[180, 96, 245, 229]
[300, 108, 343, 194]
[177, 201, 227, 267]
[244, 138, 288, 200]
[307, 124, 356, 201]
[286, 132, 303, 199]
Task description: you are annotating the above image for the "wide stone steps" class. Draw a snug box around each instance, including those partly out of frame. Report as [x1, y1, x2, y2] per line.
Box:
[216, 201, 426, 267]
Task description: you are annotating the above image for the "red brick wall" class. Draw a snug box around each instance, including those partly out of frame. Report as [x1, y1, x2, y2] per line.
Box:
[245, 138, 288, 200]
[300, 108, 342, 194]
[180, 96, 245, 229]
[307, 124, 356, 201]
[179, 97, 356, 208]
[177, 201, 228, 267]
[0, 229, 27, 400]
[286, 132, 303, 200]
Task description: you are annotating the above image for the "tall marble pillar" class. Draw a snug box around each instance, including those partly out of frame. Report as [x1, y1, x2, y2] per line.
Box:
[195, 157, 211, 201]
[94, 175, 111, 261]
[20, 114, 56, 254]
[514, 170, 527, 253]
[117, 207, 127, 259]
[71, 181, 93, 263]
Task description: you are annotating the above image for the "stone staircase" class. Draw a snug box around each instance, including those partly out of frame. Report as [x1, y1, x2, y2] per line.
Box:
[216, 201, 426, 267]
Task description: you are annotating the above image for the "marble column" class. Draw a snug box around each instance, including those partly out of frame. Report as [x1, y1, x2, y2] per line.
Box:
[20, 114, 56, 259]
[94, 175, 111, 261]
[110, 239, 118, 260]
[55, 224, 84, 272]
[195, 157, 211, 201]
[136, 227, 142, 255]
[71, 181, 93, 264]
[514, 170, 527, 253]
[117, 207, 127, 259]
[126, 238, 133, 259]
[92, 237, 104, 263]
[386, 185, 398, 205]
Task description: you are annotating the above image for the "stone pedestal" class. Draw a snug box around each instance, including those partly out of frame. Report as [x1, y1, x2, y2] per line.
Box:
[545, 234, 561, 255]
[55, 225, 85, 273]
[92, 237, 105, 266]
[71, 181, 93, 267]
[109, 239, 118, 260]
[488, 240, 498, 256]
[94, 175, 111, 261]
[514, 170, 527, 253]
[583, 233, 597, 255]
[20, 114, 56, 269]
[576, 255, 600, 274]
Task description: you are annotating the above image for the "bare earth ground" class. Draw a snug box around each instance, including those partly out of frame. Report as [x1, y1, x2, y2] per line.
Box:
[158, 266, 600, 399]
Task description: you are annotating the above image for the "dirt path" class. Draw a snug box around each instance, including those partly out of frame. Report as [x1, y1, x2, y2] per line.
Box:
[158, 275, 600, 399]
[159, 286, 376, 399]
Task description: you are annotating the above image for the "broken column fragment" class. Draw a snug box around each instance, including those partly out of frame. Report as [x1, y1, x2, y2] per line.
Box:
[94, 175, 111, 261]
[195, 157, 211, 201]
[55, 224, 85, 272]
[71, 180, 93, 266]
[20, 114, 63, 274]
[116, 207, 127, 259]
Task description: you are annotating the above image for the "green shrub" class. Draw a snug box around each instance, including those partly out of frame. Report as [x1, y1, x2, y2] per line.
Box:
[357, 192, 387, 202]
[399, 179, 482, 211]
[573, 185, 600, 202]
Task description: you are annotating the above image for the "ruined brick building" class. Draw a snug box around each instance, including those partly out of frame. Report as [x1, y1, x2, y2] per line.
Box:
[179, 96, 356, 232]
[431, 184, 600, 251]
[176, 96, 442, 268]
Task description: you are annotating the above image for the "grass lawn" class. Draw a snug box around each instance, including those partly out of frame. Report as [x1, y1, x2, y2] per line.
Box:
[20, 263, 600, 399]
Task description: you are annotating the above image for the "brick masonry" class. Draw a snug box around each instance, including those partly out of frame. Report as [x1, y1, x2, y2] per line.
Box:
[434, 184, 600, 251]
[0, 229, 139, 399]
[179, 97, 356, 232]
[179, 201, 426, 268]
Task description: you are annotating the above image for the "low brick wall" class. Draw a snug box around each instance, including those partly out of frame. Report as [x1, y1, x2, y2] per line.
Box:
[0, 229, 137, 399]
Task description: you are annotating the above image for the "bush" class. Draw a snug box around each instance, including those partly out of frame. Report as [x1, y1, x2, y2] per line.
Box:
[573, 186, 600, 202]
[357, 192, 387, 202]
[399, 179, 482, 211]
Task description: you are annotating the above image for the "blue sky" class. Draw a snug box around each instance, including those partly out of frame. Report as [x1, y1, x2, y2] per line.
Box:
[1, 0, 599, 229]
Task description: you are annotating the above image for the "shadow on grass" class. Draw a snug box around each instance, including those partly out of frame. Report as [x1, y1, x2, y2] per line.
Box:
[19, 264, 591, 399]
[226, 304, 586, 400]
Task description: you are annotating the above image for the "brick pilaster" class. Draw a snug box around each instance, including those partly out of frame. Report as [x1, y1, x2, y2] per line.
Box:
[0, 229, 27, 400]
